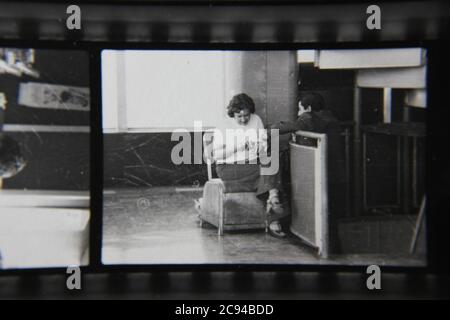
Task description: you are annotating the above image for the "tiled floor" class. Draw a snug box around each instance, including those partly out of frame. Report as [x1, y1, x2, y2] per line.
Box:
[102, 187, 425, 266]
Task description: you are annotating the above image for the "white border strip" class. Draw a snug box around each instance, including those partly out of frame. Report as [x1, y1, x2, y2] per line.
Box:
[3, 124, 90, 133]
[103, 127, 216, 134]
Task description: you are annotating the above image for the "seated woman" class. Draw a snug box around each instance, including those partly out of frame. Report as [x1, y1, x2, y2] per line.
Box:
[211, 93, 288, 238]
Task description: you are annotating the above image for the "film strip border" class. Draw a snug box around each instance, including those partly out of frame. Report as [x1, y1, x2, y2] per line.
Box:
[0, 271, 449, 299]
[1, 45, 449, 298]
[0, 1, 449, 299]
[0, 1, 448, 43]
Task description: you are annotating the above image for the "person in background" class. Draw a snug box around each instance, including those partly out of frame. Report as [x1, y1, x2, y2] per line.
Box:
[271, 92, 346, 249]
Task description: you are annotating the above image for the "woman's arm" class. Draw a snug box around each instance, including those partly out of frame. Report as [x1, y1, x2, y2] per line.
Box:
[212, 141, 246, 161]
[257, 118, 268, 155]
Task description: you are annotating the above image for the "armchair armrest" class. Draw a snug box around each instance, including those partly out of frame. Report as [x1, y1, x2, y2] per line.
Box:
[203, 132, 215, 180]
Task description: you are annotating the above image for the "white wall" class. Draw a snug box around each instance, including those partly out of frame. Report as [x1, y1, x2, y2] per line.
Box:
[101, 51, 119, 130]
[102, 50, 228, 131]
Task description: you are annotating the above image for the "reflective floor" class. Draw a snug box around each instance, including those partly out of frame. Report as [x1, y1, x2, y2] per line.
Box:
[102, 187, 425, 266]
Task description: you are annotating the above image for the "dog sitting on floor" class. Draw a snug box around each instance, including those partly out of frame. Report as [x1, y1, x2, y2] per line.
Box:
[194, 198, 203, 214]
[0, 134, 26, 178]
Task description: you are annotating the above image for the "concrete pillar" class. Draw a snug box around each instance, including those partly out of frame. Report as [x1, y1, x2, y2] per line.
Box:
[267, 51, 299, 125]
[224, 51, 298, 126]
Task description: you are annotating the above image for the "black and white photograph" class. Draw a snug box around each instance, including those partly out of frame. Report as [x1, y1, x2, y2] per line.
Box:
[102, 48, 427, 266]
[0, 48, 90, 269]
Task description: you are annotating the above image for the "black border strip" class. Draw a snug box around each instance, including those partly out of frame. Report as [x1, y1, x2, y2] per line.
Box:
[0, 40, 447, 276]
[89, 47, 103, 271]
[0, 1, 449, 282]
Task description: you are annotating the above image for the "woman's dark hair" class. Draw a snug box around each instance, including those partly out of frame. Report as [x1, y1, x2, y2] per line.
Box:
[0, 134, 26, 178]
[226, 93, 256, 118]
[300, 92, 326, 112]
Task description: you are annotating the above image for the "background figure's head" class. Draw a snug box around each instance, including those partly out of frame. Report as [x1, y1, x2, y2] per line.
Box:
[227, 93, 256, 126]
[0, 134, 26, 178]
[298, 92, 326, 116]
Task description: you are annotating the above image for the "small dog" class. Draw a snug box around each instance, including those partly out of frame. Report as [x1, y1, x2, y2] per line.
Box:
[194, 198, 203, 214]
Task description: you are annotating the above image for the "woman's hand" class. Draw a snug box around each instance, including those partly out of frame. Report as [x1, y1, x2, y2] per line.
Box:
[245, 140, 258, 152]
[213, 142, 245, 161]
